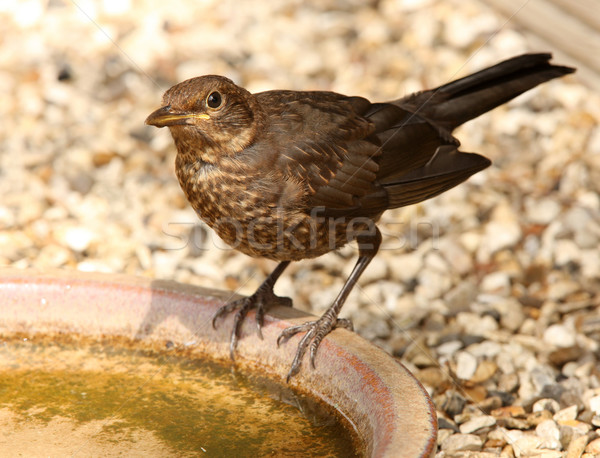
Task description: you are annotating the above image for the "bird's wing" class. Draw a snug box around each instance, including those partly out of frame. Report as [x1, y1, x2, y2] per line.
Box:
[381, 145, 491, 208]
[259, 91, 384, 214]
[362, 103, 491, 208]
[257, 90, 490, 218]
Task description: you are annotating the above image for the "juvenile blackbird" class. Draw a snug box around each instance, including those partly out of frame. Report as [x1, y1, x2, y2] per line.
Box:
[146, 53, 574, 380]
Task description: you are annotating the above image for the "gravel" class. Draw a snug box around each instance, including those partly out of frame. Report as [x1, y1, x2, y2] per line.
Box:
[1, 0, 599, 456]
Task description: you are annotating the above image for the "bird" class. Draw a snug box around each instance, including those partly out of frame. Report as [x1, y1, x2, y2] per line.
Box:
[146, 53, 574, 381]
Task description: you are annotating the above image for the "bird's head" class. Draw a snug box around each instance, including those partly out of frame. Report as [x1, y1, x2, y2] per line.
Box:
[146, 75, 261, 163]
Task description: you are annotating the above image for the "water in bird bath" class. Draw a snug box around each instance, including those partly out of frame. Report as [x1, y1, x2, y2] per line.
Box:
[0, 333, 361, 456]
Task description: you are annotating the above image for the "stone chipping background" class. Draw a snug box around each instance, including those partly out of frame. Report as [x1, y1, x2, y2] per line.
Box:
[1, 0, 599, 456]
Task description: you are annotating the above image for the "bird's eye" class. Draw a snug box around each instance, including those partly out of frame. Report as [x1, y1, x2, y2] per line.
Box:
[206, 91, 222, 109]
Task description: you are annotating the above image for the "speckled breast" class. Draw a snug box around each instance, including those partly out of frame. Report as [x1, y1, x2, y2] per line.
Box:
[176, 159, 374, 261]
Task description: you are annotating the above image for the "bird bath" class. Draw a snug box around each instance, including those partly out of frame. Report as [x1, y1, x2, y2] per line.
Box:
[0, 269, 437, 457]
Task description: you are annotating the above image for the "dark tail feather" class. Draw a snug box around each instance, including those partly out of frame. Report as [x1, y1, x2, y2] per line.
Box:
[384, 145, 491, 209]
[400, 53, 575, 131]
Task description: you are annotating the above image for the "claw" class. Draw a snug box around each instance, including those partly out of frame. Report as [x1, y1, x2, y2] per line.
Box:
[210, 261, 292, 359]
[229, 331, 238, 360]
[277, 321, 312, 347]
[285, 330, 312, 382]
[255, 306, 265, 340]
[309, 338, 321, 369]
[211, 302, 234, 329]
[279, 315, 353, 381]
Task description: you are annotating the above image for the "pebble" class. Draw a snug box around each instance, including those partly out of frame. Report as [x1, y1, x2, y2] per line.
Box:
[438, 238, 474, 276]
[553, 239, 581, 267]
[587, 394, 600, 415]
[437, 416, 459, 432]
[467, 340, 502, 359]
[532, 452, 564, 458]
[57, 226, 96, 252]
[481, 202, 522, 255]
[547, 280, 581, 301]
[459, 415, 496, 433]
[533, 399, 561, 414]
[388, 252, 422, 283]
[354, 256, 388, 284]
[440, 433, 483, 452]
[436, 427, 454, 446]
[498, 373, 519, 393]
[528, 410, 554, 427]
[586, 438, 600, 454]
[566, 434, 588, 458]
[494, 298, 526, 332]
[437, 340, 463, 357]
[554, 405, 579, 422]
[511, 435, 543, 457]
[481, 271, 511, 294]
[525, 197, 562, 225]
[456, 312, 499, 335]
[535, 419, 561, 450]
[477, 395, 503, 412]
[416, 268, 452, 300]
[469, 360, 498, 383]
[549, 345, 584, 367]
[455, 351, 478, 380]
[543, 324, 577, 348]
[444, 280, 478, 315]
[438, 390, 467, 418]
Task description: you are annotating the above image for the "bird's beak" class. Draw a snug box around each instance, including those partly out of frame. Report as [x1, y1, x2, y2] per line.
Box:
[145, 105, 210, 128]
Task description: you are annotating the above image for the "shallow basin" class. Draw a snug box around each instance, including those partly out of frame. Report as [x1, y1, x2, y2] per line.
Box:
[0, 268, 437, 457]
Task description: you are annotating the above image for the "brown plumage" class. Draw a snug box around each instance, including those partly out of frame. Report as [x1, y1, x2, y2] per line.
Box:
[146, 53, 574, 380]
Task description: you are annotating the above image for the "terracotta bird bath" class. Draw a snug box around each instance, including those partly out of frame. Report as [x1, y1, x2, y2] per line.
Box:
[0, 268, 437, 457]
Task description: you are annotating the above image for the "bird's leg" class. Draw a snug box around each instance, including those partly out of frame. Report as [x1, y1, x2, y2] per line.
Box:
[212, 260, 291, 358]
[278, 227, 382, 381]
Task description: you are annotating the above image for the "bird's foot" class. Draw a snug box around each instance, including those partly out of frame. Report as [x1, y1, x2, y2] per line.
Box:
[277, 312, 353, 382]
[212, 285, 292, 359]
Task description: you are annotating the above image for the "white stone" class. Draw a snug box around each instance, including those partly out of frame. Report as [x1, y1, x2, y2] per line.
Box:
[459, 415, 496, 434]
[529, 451, 563, 458]
[456, 312, 498, 334]
[437, 340, 463, 357]
[543, 324, 576, 348]
[588, 394, 600, 415]
[587, 437, 600, 454]
[581, 249, 600, 279]
[525, 197, 562, 225]
[455, 351, 477, 380]
[438, 238, 473, 275]
[512, 434, 543, 457]
[480, 271, 511, 294]
[553, 239, 581, 267]
[388, 252, 423, 283]
[467, 340, 502, 358]
[355, 256, 388, 284]
[505, 429, 524, 444]
[61, 226, 96, 252]
[481, 201, 522, 254]
[440, 433, 482, 452]
[535, 419, 561, 450]
[512, 435, 543, 457]
[553, 405, 578, 422]
[494, 298, 525, 332]
[546, 280, 580, 301]
[415, 269, 451, 300]
[483, 219, 522, 253]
